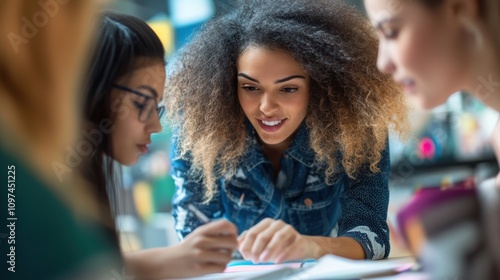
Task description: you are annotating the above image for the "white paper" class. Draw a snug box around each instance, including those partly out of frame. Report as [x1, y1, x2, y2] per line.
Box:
[287, 255, 415, 280]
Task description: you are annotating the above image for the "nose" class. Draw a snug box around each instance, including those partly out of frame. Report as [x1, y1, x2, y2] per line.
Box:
[259, 92, 279, 116]
[376, 41, 396, 75]
[146, 112, 162, 134]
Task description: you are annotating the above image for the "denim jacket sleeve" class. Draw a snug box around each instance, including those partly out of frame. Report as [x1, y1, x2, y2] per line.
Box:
[169, 133, 223, 240]
[337, 144, 391, 259]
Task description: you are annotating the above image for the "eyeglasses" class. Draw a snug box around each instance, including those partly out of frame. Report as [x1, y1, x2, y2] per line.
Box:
[112, 84, 165, 122]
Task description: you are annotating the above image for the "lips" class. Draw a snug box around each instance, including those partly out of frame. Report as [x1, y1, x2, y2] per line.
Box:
[257, 119, 286, 132]
[137, 144, 149, 154]
[137, 140, 151, 154]
[396, 78, 416, 94]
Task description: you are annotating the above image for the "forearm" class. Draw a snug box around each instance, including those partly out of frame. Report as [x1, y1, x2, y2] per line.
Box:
[305, 236, 365, 260]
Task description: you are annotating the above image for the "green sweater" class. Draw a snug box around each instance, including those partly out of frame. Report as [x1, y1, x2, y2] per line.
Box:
[0, 147, 121, 279]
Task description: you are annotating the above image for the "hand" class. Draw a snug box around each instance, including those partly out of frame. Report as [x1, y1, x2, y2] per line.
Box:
[175, 219, 238, 275]
[139, 219, 237, 278]
[238, 218, 318, 263]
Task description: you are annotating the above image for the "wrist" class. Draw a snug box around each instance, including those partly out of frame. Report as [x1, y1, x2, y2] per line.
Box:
[303, 235, 325, 259]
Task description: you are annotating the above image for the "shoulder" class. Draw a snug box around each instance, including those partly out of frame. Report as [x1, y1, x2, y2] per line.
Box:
[1, 146, 120, 278]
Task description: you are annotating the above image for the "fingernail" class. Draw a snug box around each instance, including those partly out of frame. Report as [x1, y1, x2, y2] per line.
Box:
[259, 252, 268, 263]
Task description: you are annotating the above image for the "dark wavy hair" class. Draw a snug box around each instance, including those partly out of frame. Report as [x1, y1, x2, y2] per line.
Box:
[166, 0, 409, 200]
[83, 11, 164, 244]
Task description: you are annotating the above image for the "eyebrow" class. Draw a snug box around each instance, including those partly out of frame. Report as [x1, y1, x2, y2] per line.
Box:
[137, 85, 158, 97]
[238, 73, 306, 84]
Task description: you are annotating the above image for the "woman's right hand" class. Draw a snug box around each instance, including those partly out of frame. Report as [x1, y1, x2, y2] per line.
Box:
[171, 219, 238, 277]
[124, 219, 237, 279]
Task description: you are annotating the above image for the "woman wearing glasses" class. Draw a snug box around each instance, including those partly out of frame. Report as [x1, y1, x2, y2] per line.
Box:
[83, 12, 238, 279]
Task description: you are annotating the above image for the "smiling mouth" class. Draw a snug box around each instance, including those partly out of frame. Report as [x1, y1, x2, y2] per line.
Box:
[258, 119, 286, 132]
[397, 78, 416, 91]
[262, 120, 282, 126]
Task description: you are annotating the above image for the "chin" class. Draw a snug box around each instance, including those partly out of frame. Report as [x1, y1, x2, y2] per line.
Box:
[116, 156, 139, 166]
[424, 97, 449, 110]
[419, 101, 439, 110]
[259, 136, 285, 146]
[413, 94, 446, 110]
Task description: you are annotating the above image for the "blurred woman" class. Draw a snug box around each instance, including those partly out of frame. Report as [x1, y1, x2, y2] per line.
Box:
[365, 0, 500, 279]
[0, 1, 120, 279]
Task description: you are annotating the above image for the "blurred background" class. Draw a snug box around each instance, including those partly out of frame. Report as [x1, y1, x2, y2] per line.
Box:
[107, 0, 499, 257]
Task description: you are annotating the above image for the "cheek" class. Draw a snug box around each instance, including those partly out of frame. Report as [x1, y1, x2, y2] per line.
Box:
[290, 97, 309, 119]
[401, 26, 453, 76]
[111, 118, 130, 151]
[391, 38, 422, 72]
[110, 113, 142, 160]
[238, 94, 255, 114]
[396, 33, 429, 74]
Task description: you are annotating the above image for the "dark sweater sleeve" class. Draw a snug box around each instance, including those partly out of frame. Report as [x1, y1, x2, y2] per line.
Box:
[337, 144, 391, 259]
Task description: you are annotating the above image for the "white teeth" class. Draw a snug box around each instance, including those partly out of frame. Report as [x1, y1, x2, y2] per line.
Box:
[262, 120, 282, 126]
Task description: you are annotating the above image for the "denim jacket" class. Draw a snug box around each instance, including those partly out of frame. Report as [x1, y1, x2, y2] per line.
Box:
[171, 122, 391, 259]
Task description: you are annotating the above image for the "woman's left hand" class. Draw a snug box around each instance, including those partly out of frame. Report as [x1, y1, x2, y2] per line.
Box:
[237, 218, 319, 263]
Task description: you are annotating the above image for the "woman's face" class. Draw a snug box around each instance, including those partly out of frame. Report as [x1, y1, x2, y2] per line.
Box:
[109, 61, 165, 165]
[364, 0, 471, 109]
[237, 46, 310, 151]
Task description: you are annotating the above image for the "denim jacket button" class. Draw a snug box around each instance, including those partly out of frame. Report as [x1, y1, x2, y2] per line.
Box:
[304, 198, 313, 207]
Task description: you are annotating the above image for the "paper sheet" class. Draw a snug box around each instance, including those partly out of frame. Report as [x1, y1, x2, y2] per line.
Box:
[287, 255, 415, 280]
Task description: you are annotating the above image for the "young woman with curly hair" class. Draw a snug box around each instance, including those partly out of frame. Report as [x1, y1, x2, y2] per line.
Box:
[166, 0, 408, 263]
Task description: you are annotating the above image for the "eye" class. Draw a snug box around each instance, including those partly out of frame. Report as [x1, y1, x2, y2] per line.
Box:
[379, 24, 399, 39]
[383, 29, 399, 39]
[281, 87, 298, 93]
[241, 85, 259, 91]
[133, 101, 146, 110]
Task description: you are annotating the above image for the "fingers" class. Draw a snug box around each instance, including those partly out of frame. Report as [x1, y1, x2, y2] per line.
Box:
[269, 237, 304, 263]
[249, 221, 289, 263]
[239, 218, 300, 263]
[185, 231, 238, 251]
[200, 235, 239, 250]
[177, 235, 235, 270]
[258, 224, 297, 262]
[195, 219, 238, 237]
[238, 218, 274, 261]
[189, 246, 234, 265]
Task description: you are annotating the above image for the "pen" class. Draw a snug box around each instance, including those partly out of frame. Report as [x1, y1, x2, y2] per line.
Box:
[233, 193, 245, 224]
[187, 195, 244, 225]
[238, 193, 245, 208]
[230, 193, 246, 259]
[187, 203, 211, 224]
[234, 193, 245, 218]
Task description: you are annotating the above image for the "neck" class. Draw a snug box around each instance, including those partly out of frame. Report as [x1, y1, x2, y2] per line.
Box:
[259, 136, 293, 175]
